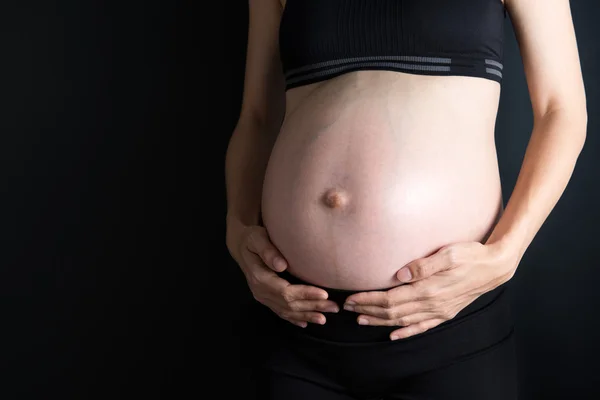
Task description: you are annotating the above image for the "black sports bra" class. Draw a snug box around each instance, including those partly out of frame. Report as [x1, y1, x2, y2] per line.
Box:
[279, 0, 506, 91]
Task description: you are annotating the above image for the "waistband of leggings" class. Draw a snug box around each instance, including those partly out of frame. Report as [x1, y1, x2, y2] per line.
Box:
[279, 270, 385, 301]
[272, 270, 511, 343]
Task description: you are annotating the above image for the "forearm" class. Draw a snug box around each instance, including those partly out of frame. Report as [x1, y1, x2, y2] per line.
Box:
[225, 115, 278, 233]
[485, 108, 587, 268]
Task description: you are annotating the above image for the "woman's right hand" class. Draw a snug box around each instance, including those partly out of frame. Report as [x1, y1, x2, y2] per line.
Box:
[227, 223, 339, 327]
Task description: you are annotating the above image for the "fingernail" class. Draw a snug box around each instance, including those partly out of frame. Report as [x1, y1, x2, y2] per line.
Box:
[390, 334, 400, 341]
[273, 257, 286, 270]
[313, 316, 325, 325]
[344, 304, 354, 311]
[398, 267, 412, 282]
[325, 306, 339, 313]
[358, 317, 369, 325]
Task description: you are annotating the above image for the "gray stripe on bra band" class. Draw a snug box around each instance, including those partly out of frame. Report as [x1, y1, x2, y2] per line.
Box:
[485, 68, 503, 78]
[285, 55, 452, 78]
[485, 59, 503, 70]
[286, 62, 451, 85]
[286, 62, 504, 85]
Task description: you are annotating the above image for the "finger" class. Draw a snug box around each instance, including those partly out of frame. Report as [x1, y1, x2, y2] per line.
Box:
[261, 275, 330, 310]
[245, 227, 288, 272]
[345, 304, 391, 319]
[287, 319, 308, 328]
[266, 297, 329, 325]
[390, 318, 445, 340]
[397, 245, 458, 283]
[242, 252, 283, 290]
[281, 283, 329, 302]
[288, 299, 340, 313]
[275, 312, 308, 328]
[279, 315, 308, 328]
[356, 312, 434, 327]
[264, 301, 315, 327]
[345, 285, 419, 308]
[283, 311, 327, 325]
[347, 301, 423, 320]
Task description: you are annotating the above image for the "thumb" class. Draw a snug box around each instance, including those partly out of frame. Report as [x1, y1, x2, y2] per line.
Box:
[246, 227, 288, 273]
[397, 246, 453, 283]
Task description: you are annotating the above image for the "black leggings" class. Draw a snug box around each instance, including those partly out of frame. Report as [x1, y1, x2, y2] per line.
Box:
[251, 271, 519, 400]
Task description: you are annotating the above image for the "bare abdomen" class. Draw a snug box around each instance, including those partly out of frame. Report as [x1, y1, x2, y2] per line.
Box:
[261, 72, 504, 290]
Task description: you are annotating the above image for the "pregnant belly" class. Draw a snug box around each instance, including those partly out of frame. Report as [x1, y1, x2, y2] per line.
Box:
[261, 75, 504, 290]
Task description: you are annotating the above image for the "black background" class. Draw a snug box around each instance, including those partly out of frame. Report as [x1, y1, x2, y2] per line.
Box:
[1, 1, 598, 399]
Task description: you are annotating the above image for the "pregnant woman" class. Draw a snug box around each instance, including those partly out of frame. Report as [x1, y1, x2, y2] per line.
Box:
[225, 0, 587, 398]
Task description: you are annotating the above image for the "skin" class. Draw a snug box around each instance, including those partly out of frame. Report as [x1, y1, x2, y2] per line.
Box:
[262, 72, 503, 290]
[225, 0, 587, 336]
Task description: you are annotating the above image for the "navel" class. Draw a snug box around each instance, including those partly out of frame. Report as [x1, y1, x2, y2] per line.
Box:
[322, 188, 350, 209]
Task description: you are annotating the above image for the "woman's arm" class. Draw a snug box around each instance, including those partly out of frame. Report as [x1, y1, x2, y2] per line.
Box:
[341, 0, 588, 340]
[224, 1, 339, 326]
[485, 0, 588, 267]
[225, 0, 285, 250]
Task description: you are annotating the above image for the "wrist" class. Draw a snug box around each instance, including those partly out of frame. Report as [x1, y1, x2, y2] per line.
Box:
[226, 212, 245, 231]
[225, 214, 248, 261]
[485, 239, 522, 283]
[484, 213, 530, 275]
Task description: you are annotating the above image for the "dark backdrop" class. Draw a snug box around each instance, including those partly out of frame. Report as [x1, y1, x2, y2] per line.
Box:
[0, 1, 597, 399]
[0, 1, 190, 399]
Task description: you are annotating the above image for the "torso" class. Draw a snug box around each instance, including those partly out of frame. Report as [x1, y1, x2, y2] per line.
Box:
[262, 2, 505, 291]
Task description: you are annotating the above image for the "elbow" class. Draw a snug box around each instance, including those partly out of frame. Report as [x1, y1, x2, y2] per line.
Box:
[567, 108, 587, 152]
[238, 107, 284, 138]
[573, 100, 588, 134]
[580, 108, 588, 134]
[568, 97, 588, 140]
[542, 104, 588, 150]
[574, 107, 588, 149]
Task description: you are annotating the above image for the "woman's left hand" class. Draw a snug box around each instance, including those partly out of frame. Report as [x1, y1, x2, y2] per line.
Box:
[343, 242, 518, 340]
